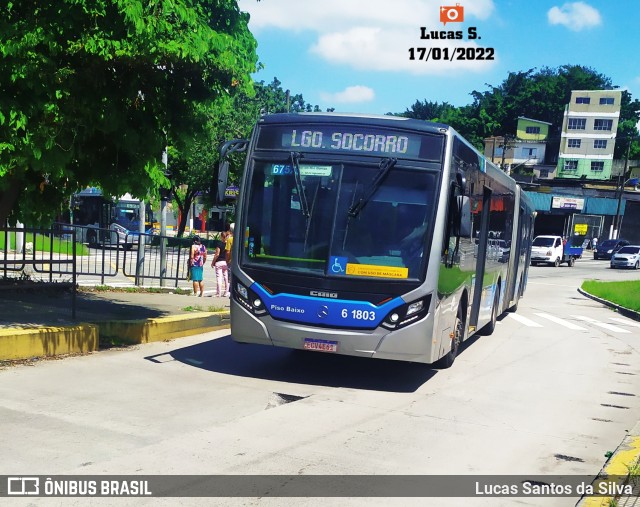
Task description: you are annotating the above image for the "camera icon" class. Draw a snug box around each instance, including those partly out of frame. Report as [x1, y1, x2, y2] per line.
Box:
[440, 3, 465, 25]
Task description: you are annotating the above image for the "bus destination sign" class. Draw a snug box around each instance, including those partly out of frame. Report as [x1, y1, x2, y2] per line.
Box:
[255, 124, 430, 158]
[284, 128, 419, 156]
[256, 124, 445, 160]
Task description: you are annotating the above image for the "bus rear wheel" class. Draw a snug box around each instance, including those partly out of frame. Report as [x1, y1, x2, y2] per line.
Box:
[435, 306, 464, 369]
[481, 289, 500, 335]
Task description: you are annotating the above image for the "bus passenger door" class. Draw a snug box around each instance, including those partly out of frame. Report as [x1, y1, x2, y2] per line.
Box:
[506, 205, 525, 308]
[470, 186, 492, 330]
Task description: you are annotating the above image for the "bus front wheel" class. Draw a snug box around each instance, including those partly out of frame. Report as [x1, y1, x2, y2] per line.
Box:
[435, 306, 464, 369]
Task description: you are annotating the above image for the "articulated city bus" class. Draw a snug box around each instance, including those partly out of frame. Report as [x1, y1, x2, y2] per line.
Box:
[218, 113, 535, 367]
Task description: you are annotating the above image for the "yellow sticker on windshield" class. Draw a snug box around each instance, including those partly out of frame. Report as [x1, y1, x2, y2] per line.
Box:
[346, 263, 409, 279]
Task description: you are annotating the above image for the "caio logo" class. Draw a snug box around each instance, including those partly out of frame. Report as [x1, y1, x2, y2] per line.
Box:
[440, 3, 464, 25]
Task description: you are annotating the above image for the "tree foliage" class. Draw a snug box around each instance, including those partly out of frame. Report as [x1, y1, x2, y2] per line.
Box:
[0, 0, 258, 225]
[166, 76, 331, 236]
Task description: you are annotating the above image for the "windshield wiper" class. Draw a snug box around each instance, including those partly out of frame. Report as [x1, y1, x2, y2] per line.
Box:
[290, 151, 310, 217]
[348, 157, 397, 218]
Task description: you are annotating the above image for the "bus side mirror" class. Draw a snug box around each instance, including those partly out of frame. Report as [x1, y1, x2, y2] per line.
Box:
[215, 139, 248, 205]
[217, 160, 229, 205]
[458, 196, 471, 237]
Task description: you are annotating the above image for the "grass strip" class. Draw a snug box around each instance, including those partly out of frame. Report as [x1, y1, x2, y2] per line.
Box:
[581, 280, 640, 312]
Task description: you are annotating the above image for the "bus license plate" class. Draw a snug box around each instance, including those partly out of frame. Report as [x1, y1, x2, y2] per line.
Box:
[303, 338, 338, 353]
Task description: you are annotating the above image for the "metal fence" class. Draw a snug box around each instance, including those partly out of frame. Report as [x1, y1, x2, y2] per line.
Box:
[121, 230, 192, 286]
[1, 225, 78, 317]
[0, 224, 202, 289]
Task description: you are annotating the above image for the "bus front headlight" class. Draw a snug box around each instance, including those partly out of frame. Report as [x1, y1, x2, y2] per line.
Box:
[234, 282, 267, 316]
[382, 295, 431, 330]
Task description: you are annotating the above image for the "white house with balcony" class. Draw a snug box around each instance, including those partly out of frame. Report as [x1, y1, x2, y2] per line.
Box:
[484, 117, 552, 174]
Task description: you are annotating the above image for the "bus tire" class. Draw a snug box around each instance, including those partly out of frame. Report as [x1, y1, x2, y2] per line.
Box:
[507, 275, 523, 313]
[480, 288, 500, 335]
[435, 306, 464, 369]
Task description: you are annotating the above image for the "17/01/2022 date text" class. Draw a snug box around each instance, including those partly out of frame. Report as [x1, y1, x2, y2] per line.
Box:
[408, 47, 495, 61]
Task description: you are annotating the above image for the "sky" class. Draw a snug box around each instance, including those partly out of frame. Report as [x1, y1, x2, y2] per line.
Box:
[237, 0, 640, 116]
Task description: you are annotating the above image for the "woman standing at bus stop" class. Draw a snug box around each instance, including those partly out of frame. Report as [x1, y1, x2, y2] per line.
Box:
[189, 236, 207, 297]
[210, 231, 229, 297]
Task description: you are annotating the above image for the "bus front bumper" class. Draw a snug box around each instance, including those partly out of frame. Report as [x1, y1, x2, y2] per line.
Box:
[230, 299, 436, 364]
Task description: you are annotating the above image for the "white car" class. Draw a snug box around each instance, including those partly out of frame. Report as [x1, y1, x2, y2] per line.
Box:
[610, 245, 640, 269]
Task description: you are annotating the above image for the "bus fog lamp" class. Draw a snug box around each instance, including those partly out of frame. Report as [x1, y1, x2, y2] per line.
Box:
[390, 313, 400, 323]
[406, 300, 424, 316]
[253, 298, 262, 308]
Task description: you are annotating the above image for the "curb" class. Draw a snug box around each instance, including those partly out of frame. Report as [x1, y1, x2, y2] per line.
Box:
[575, 288, 640, 506]
[99, 312, 230, 345]
[577, 422, 640, 506]
[0, 312, 230, 361]
[577, 287, 640, 322]
[0, 324, 99, 360]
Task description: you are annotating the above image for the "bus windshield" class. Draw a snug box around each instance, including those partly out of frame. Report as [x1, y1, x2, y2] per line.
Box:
[243, 158, 438, 280]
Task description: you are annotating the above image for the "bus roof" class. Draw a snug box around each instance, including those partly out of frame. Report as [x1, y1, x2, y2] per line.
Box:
[257, 112, 451, 135]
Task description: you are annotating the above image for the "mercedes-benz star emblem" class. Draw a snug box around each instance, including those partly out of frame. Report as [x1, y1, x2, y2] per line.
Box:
[318, 305, 329, 319]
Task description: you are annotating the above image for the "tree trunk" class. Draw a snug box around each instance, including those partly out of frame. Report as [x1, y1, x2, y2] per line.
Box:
[0, 176, 22, 226]
[176, 192, 195, 238]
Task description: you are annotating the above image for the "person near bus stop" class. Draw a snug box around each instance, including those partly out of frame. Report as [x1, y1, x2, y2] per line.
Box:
[189, 235, 207, 297]
[210, 231, 229, 297]
[224, 223, 234, 297]
[592, 237, 598, 250]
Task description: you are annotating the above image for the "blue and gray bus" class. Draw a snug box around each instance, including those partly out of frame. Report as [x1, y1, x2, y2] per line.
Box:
[218, 113, 535, 367]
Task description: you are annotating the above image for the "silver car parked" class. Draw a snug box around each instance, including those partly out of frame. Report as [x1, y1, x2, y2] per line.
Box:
[610, 245, 640, 269]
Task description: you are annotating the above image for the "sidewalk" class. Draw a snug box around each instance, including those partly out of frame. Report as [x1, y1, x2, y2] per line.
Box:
[0, 285, 230, 361]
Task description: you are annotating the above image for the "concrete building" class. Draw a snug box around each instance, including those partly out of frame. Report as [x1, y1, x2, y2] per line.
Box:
[484, 117, 553, 175]
[556, 90, 622, 180]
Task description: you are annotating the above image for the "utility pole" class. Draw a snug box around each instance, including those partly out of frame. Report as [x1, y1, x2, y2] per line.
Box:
[159, 148, 169, 286]
[135, 199, 146, 286]
[612, 141, 631, 239]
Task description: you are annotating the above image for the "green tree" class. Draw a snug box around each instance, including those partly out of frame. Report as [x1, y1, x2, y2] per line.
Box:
[0, 0, 257, 226]
[616, 91, 640, 160]
[166, 76, 333, 236]
[254, 77, 330, 114]
[393, 99, 455, 122]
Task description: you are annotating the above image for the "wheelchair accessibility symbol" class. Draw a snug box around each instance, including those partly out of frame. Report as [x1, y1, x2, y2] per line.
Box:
[329, 256, 347, 275]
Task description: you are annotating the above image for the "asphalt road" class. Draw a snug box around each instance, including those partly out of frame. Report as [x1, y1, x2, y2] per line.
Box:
[1, 256, 639, 507]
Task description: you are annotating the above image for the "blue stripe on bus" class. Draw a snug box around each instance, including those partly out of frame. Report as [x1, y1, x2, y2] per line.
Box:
[252, 282, 404, 329]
